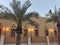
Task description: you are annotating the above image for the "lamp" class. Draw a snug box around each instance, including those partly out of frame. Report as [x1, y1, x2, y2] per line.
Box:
[3, 27, 9, 37]
[28, 27, 34, 45]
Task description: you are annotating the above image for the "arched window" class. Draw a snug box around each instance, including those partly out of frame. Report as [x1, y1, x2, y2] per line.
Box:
[45, 30, 48, 36]
[11, 29, 15, 37]
[54, 30, 57, 36]
[44, 25, 48, 36]
[24, 29, 27, 37]
[35, 29, 39, 37]
[11, 24, 16, 37]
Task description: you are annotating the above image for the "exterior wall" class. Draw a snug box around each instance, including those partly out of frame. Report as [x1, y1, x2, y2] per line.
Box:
[0, 17, 58, 44]
[4, 36, 58, 43]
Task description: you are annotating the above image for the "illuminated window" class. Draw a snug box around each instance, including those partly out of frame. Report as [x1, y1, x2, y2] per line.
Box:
[49, 29, 54, 37]
[24, 29, 27, 37]
[35, 29, 39, 37]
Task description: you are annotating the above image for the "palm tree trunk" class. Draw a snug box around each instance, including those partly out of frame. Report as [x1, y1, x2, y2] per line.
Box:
[16, 32, 21, 45]
[57, 23, 60, 45]
[16, 21, 22, 45]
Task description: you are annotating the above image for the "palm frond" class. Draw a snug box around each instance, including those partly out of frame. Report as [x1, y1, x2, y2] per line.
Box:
[46, 18, 53, 22]
[10, 0, 21, 19]
[25, 11, 39, 18]
[58, 8, 60, 17]
[46, 10, 52, 17]
[21, 11, 39, 22]
[0, 4, 12, 13]
[46, 10, 59, 23]
[0, 0, 40, 26]
[22, 0, 31, 15]
[0, 4, 19, 23]
[27, 19, 39, 28]
[1, 13, 17, 22]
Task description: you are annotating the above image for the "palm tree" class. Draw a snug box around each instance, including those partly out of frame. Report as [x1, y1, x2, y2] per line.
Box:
[0, 0, 39, 45]
[46, 6, 60, 45]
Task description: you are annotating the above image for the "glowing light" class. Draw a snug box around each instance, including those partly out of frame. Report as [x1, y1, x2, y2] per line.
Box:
[3, 27, 9, 31]
[3, 28, 5, 31]
[6, 27, 9, 31]
[49, 29, 54, 32]
[28, 28, 34, 33]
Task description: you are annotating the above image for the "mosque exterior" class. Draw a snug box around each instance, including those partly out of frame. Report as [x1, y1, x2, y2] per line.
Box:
[0, 17, 59, 45]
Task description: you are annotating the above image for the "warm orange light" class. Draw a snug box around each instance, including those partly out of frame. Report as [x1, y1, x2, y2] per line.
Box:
[3, 27, 9, 31]
[6, 27, 9, 31]
[28, 28, 34, 33]
[3, 28, 5, 31]
[49, 29, 54, 32]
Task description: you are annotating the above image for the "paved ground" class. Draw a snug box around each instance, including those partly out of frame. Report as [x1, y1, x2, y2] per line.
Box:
[4, 42, 59, 45]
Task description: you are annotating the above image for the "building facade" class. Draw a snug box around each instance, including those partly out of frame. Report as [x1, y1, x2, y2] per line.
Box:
[0, 17, 59, 45]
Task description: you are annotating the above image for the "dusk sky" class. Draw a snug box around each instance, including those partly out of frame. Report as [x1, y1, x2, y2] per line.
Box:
[0, 0, 60, 17]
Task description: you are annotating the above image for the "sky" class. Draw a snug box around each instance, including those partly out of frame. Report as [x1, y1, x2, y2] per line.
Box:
[0, 0, 60, 17]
